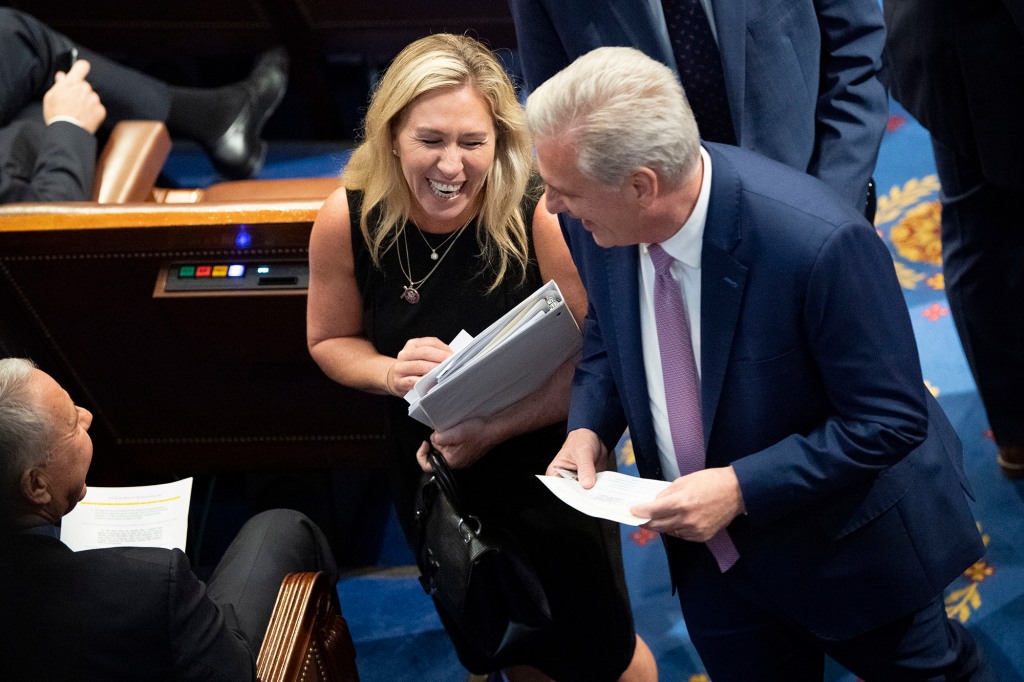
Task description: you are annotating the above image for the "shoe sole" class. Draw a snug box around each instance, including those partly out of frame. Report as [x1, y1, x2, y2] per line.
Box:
[997, 453, 1024, 480]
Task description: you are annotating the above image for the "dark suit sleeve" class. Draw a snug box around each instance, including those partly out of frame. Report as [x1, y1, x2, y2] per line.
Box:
[731, 222, 930, 523]
[568, 299, 629, 451]
[561, 217, 628, 450]
[0, 120, 95, 203]
[806, 0, 888, 210]
[508, 0, 571, 92]
[165, 549, 257, 681]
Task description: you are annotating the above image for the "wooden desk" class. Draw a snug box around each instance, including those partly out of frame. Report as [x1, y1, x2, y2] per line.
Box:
[0, 202, 387, 483]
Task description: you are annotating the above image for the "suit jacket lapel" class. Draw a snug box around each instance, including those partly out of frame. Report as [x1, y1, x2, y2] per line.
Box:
[604, 243, 662, 476]
[640, 0, 681, 75]
[700, 144, 748, 449]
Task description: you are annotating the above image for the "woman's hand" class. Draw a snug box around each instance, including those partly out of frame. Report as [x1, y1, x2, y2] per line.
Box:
[388, 337, 453, 396]
[415, 417, 495, 471]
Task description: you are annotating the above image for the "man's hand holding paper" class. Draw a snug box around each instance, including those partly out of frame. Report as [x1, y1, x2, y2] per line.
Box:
[545, 427, 609, 487]
[630, 467, 747, 541]
[542, 430, 746, 534]
[537, 469, 671, 526]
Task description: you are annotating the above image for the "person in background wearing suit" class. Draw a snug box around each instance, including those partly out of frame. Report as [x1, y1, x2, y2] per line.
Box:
[0, 357, 338, 681]
[508, 0, 887, 219]
[884, 0, 1024, 480]
[0, 8, 289, 204]
[525, 47, 990, 681]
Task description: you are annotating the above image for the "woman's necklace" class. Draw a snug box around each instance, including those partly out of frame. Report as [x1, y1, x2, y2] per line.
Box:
[415, 223, 465, 260]
[397, 217, 472, 304]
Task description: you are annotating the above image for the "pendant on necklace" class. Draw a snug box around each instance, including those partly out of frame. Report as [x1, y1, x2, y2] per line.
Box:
[401, 286, 421, 304]
[429, 251, 439, 261]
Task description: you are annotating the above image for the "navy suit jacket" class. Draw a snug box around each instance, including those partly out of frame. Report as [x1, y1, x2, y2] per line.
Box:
[0, 533, 255, 681]
[0, 114, 96, 203]
[509, 0, 888, 211]
[563, 143, 983, 639]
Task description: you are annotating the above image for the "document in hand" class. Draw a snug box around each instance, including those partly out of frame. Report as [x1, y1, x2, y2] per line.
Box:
[60, 478, 193, 552]
[536, 471, 670, 525]
[405, 280, 581, 430]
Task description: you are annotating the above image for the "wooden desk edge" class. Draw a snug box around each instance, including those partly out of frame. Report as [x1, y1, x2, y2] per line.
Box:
[0, 200, 324, 231]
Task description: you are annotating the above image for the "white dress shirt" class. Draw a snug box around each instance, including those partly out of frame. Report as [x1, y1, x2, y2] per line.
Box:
[639, 146, 713, 481]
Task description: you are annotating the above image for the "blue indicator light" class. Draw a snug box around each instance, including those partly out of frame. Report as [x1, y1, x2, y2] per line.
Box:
[227, 264, 245, 278]
[235, 229, 251, 248]
[257, 266, 270, 274]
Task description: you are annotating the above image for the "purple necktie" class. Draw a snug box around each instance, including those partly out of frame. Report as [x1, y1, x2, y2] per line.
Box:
[649, 243, 739, 572]
[660, 0, 737, 145]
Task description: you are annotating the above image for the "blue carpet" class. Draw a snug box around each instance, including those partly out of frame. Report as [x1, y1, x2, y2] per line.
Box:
[204, 99, 1022, 680]
[161, 140, 352, 188]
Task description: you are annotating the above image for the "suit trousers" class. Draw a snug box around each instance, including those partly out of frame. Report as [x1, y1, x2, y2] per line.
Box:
[205, 509, 339, 652]
[0, 8, 171, 131]
[668, 540, 991, 681]
[933, 135, 1024, 446]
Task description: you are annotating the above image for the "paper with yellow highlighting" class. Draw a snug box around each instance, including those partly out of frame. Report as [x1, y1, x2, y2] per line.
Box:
[60, 477, 192, 552]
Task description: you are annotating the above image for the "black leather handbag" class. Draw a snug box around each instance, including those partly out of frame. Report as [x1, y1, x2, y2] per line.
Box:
[414, 448, 552, 671]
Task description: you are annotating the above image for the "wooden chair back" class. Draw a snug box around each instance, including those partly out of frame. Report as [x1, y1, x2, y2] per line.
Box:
[258, 571, 360, 682]
[92, 121, 172, 203]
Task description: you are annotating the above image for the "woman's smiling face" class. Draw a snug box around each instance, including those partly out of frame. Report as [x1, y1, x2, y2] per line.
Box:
[392, 85, 496, 231]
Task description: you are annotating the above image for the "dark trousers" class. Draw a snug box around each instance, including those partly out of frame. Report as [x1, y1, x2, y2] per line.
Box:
[0, 8, 171, 130]
[205, 509, 339, 652]
[933, 135, 1024, 446]
[670, 545, 990, 681]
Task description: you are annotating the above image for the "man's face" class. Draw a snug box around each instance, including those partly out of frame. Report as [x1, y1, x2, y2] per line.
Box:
[27, 369, 93, 520]
[535, 138, 639, 248]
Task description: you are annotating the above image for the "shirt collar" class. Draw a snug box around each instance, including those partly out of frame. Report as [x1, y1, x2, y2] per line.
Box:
[21, 523, 60, 539]
[642, 146, 712, 268]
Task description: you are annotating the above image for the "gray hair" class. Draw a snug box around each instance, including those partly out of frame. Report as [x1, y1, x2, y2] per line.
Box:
[525, 46, 701, 188]
[0, 358, 52, 497]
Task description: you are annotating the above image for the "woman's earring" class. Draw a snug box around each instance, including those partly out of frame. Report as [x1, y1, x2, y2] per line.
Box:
[392, 149, 399, 157]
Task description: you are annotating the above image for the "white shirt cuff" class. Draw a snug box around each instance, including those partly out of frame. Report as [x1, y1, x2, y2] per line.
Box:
[46, 115, 86, 129]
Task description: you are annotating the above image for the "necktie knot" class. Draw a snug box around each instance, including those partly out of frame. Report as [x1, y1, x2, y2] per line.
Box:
[649, 242, 675, 277]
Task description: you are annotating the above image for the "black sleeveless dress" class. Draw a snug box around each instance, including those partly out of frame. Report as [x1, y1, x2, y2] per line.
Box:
[348, 189, 636, 680]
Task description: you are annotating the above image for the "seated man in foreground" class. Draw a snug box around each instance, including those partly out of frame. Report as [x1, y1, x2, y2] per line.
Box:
[0, 357, 338, 681]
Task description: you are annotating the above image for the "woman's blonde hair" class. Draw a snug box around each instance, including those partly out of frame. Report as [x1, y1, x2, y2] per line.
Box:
[343, 33, 534, 289]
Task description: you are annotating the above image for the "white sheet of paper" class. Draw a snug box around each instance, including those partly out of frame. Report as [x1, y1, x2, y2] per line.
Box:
[60, 477, 192, 552]
[536, 471, 670, 526]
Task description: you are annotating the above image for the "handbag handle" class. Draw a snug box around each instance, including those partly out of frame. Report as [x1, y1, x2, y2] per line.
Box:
[426, 447, 477, 531]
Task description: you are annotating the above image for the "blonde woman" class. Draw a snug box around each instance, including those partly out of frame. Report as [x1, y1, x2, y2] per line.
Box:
[307, 34, 655, 682]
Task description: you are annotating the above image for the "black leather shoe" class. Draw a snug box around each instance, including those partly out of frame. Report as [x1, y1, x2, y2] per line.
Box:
[998, 446, 1024, 480]
[209, 47, 289, 179]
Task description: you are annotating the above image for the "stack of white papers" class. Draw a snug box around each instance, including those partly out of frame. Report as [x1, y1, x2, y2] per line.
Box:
[405, 280, 581, 430]
[536, 471, 670, 525]
[60, 478, 192, 552]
